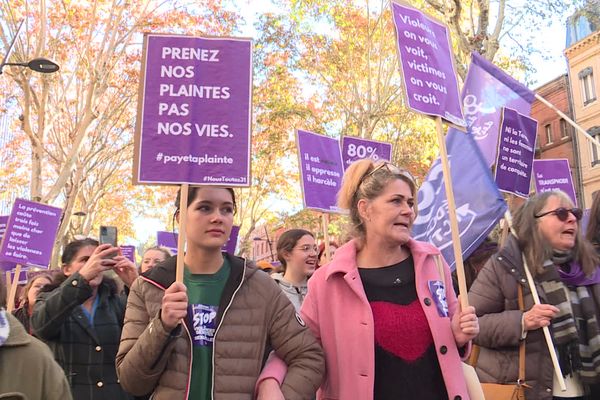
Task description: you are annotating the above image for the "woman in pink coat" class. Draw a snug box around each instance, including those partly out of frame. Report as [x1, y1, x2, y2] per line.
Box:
[258, 159, 479, 400]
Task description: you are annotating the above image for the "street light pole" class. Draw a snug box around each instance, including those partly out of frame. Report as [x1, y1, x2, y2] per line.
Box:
[263, 226, 275, 262]
[0, 19, 60, 75]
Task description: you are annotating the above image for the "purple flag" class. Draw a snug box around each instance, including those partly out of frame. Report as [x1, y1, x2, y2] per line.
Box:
[463, 52, 536, 167]
[297, 130, 344, 213]
[413, 129, 507, 269]
[157, 231, 178, 255]
[391, 2, 464, 126]
[341, 136, 392, 170]
[135, 35, 252, 186]
[120, 245, 136, 263]
[494, 108, 537, 198]
[533, 159, 577, 206]
[0, 199, 62, 270]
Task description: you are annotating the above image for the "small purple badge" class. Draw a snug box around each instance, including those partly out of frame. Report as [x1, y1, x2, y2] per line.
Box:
[428, 280, 448, 317]
[188, 304, 218, 347]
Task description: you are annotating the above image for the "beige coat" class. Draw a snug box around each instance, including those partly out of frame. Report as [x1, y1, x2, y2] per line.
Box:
[116, 254, 324, 400]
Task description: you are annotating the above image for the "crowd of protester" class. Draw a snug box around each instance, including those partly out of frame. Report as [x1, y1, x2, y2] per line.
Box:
[3, 159, 600, 399]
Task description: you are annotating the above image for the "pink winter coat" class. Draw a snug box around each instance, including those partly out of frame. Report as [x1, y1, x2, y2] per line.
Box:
[260, 238, 471, 400]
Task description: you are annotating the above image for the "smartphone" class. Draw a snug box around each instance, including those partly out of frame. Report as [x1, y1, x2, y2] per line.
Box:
[99, 226, 118, 258]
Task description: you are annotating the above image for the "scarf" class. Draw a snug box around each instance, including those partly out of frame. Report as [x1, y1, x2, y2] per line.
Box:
[538, 258, 600, 383]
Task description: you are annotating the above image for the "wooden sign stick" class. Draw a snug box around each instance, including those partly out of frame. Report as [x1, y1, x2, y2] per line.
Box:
[435, 117, 469, 309]
[175, 184, 189, 283]
[321, 213, 331, 264]
[6, 264, 22, 312]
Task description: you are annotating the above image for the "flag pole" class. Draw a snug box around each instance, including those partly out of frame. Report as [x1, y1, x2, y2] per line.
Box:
[176, 184, 189, 283]
[535, 93, 600, 151]
[435, 117, 469, 309]
[6, 264, 21, 312]
[321, 213, 331, 264]
[504, 211, 566, 391]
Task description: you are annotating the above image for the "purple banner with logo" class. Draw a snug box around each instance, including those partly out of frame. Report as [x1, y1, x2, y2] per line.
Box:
[297, 130, 344, 213]
[136, 34, 252, 186]
[533, 159, 577, 206]
[391, 2, 464, 126]
[0, 199, 62, 270]
[494, 108, 537, 198]
[341, 136, 392, 170]
[120, 245, 136, 263]
[463, 52, 536, 167]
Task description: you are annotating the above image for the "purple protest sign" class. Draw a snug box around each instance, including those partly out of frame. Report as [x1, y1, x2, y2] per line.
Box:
[391, 1, 464, 127]
[135, 34, 252, 186]
[120, 245, 136, 263]
[223, 225, 239, 254]
[0, 216, 8, 240]
[157, 226, 239, 256]
[157, 231, 178, 255]
[463, 53, 536, 167]
[533, 159, 577, 206]
[297, 130, 344, 213]
[0, 199, 62, 270]
[341, 136, 392, 170]
[494, 108, 537, 198]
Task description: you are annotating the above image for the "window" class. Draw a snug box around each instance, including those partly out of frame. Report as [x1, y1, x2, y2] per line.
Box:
[590, 126, 600, 166]
[560, 119, 568, 138]
[579, 67, 597, 105]
[545, 124, 552, 145]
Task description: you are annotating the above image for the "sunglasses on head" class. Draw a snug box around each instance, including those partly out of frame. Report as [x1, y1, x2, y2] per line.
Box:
[534, 207, 583, 222]
[363, 162, 417, 186]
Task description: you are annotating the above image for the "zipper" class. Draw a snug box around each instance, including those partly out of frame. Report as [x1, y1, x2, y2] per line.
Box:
[210, 260, 246, 400]
[140, 276, 194, 400]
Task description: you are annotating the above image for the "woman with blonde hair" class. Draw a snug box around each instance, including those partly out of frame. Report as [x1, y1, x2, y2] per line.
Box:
[260, 159, 479, 399]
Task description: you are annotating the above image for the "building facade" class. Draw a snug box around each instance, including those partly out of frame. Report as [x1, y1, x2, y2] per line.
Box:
[564, 4, 600, 206]
[531, 74, 582, 204]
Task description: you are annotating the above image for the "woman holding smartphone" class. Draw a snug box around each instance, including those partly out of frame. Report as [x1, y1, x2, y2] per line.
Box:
[31, 238, 138, 400]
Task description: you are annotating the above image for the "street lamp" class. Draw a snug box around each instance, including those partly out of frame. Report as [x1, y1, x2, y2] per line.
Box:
[0, 20, 60, 75]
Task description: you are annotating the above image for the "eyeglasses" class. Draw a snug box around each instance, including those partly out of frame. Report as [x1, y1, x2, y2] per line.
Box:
[295, 244, 319, 253]
[363, 162, 416, 186]
[534, 207, 583, 222]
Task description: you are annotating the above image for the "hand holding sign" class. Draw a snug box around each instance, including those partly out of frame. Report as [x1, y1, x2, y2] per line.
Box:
[161, 282, 188, 331]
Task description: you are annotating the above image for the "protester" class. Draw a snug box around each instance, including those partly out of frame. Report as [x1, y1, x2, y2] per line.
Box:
[260, 159, 479, 399]
[272, 229, 317, 311]
[116, 186, 324, 399]
[317, 240, 338, 268]
[140, 246, 171, 273]
[31, 238, 138, 400]
[469, 190, 600, 399]
[0, 274, 73, 400]
[12, 272, 53, 334]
